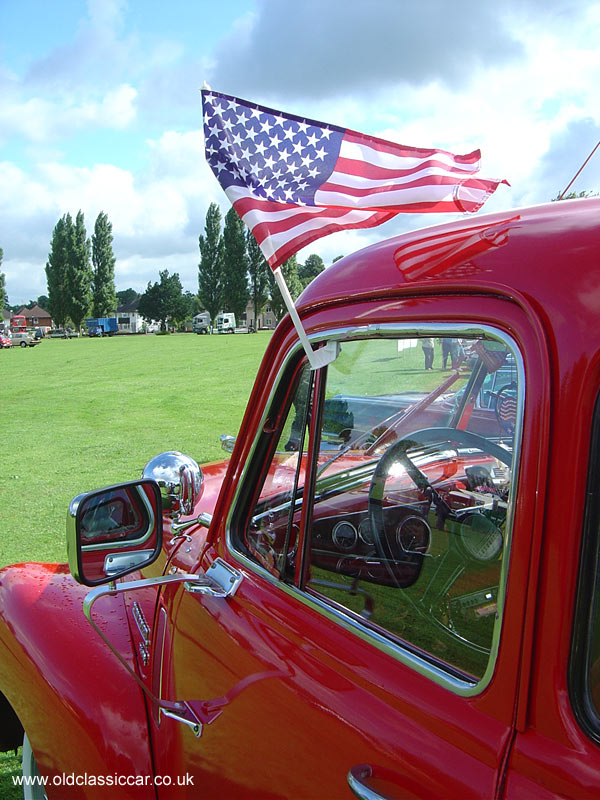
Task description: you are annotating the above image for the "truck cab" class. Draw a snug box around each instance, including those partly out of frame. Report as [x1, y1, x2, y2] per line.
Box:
[216, 312, 236, 333]
[2, 198, 600, 798]
[192, 312, 211, 334]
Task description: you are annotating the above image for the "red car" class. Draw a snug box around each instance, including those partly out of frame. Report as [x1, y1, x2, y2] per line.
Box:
[1, 198, 600, 798]
[0, 334, 12, 348]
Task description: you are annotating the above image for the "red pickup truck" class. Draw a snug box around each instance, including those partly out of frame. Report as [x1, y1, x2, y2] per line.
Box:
[2, 197, 600, 799]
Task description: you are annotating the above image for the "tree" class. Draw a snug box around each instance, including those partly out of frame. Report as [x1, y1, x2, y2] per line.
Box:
[184, 291, 202, 318]
[116, 288, 138, 308]
[91, 211, 117, 317]
[0, 247, 6, 310]
[298, 253, 325, 289]
[198, 202, 224, 325]
[65, 210, 92, 330]
[267, 255, 303, 322]
[246, 231, 268, 330]
[222, 207, 249, 321]
[552, 189, 597, 201]
[46, 215, 71, 328]
[138, 270, 187, 332]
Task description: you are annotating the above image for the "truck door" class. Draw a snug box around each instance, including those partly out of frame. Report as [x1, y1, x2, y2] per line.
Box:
[503, 377, 600, 797]
[149, 316, 539, 799]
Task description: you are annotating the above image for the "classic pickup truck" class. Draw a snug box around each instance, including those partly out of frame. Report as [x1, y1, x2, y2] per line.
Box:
[2, 197, 600, 799]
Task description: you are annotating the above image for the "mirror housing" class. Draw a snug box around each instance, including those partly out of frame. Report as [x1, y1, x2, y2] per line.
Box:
[142, 451, 203, 518]
[67, 479, 163, 586]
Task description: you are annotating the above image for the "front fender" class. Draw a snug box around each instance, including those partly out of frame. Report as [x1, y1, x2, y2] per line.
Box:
[0, 562, 155, 798]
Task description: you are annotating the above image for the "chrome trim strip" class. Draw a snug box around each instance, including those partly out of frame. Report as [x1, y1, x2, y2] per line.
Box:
[225, 322, 525, 696]
[132, 601, 151, 645]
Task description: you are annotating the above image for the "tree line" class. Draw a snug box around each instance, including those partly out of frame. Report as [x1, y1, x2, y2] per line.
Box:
[198, 203, 331, 328]
[0, 205, 338, 330]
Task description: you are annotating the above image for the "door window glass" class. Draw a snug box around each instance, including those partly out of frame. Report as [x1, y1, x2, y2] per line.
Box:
[244, 363, 313, 578]
[305, 335, 520, 681]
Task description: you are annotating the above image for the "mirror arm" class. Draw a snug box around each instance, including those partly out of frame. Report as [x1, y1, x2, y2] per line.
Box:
[82, 564, 241, 737]
[171, 511, 213, 535]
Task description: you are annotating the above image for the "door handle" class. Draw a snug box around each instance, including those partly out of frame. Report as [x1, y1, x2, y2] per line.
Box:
[347, 765, 393, 800]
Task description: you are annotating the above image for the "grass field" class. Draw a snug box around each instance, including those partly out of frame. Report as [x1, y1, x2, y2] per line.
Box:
[0, 331, 449, 797]
[0, 331, 273, 568]
[1, 332, 450, 568]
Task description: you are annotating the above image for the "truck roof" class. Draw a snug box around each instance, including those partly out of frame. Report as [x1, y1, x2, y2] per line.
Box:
[298, 198, 600, 326]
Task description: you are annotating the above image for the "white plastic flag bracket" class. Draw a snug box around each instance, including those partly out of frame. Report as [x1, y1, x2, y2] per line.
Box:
[273, 268, 339, 370]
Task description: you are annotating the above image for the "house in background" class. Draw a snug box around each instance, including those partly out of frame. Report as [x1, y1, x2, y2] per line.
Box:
[1, 310, 10, 332]
[116, 295, 145, 333]
[16, 304, 53, 330]
[243, 300, 275, 331]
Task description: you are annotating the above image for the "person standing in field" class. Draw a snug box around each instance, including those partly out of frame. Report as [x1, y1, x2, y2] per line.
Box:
[421, 338, 434, 370]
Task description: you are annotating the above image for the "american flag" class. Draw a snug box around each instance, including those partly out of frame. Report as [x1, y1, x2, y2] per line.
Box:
[202, 89, 507, 271]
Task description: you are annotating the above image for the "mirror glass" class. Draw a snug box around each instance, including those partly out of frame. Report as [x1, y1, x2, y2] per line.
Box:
[69, 480, 163, 586]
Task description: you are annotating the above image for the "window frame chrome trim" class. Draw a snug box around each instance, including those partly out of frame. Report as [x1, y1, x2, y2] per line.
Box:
[225, 321, 525, 697]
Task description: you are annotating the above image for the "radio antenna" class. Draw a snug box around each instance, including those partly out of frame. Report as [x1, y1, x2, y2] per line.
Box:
[557, 138, 600, 200]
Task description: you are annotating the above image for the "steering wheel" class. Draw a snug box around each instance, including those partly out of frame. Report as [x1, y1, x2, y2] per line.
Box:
[368, 427, 512, 578]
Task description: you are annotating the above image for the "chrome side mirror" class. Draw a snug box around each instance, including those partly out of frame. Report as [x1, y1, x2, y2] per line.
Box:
[67, 479, 163, 586]
[220, 434, 236, 453]
[142, 451, 203, 518]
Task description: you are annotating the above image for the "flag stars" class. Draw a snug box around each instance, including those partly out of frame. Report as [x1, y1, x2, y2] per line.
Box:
[203, 92, 343, 206]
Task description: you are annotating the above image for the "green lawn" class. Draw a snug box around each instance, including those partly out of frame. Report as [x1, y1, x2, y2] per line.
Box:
[0, 331, 273, 568]
[0, 330, 454, 797]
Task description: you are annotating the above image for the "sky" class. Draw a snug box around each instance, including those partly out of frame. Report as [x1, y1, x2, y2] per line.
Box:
[2, 0, 600, 306]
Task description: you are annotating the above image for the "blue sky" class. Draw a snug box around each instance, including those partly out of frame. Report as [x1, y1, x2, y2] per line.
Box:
[2, 0, 600, 304]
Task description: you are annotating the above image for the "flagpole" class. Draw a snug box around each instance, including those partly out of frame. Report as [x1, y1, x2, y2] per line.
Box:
[558, 138, 600, 199]
[273, 268, 338, 370]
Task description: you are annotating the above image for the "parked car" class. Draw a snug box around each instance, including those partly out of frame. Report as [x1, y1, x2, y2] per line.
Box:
[0, 334, 12, 348]
[3, 198, 600, 798]
[10, 331, 39, 348]
[48, 328, 77, 339]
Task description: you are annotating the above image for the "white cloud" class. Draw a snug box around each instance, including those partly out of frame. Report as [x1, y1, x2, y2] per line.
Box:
[2, 0, 600, 307]
[0, 128, 223, 302]
[0, 84, 137, 145]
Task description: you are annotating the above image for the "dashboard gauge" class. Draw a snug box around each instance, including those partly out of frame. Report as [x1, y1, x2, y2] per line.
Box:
[358, 518, 375, 546]
[332, 521, 358, 551]
[396, 515, 430, 555]
[458, 512, 503, 563]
